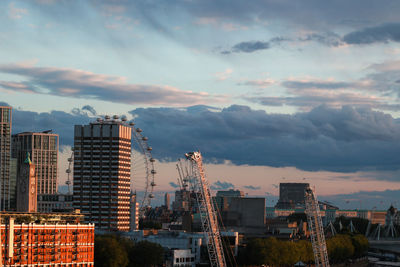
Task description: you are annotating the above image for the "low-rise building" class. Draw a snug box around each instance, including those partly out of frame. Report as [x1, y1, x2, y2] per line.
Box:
[167, 249, 195, 267]
[0, 211, 94, 266]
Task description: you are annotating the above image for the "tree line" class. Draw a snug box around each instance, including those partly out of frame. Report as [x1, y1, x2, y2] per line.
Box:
[94, 235, 164, 267]
[237, 234, 368, 266]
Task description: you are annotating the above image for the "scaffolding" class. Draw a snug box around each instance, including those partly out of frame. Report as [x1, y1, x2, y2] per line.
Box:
[305, 187, 330, 267]
[181, 151, 227, 267]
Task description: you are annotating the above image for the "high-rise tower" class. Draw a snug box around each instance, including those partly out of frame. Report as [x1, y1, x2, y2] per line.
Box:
[165, 192, 170, 210]
[0, 106, 12, 210]
[12, 131, 59, 194]
[16, 153, 37, 212]
[73, 119, 131, 232]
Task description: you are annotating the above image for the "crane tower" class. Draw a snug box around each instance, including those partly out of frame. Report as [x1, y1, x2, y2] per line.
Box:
[179, 151, 227, 267]
[305, 187, 330, 267]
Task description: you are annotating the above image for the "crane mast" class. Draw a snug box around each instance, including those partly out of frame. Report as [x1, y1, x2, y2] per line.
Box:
[183, 151, 227, 267]
[305, 187, 330, 267]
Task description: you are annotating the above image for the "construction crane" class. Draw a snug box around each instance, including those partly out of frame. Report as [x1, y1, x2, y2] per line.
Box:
[179, 151, 227, 267]
[305, 186, 330, 267]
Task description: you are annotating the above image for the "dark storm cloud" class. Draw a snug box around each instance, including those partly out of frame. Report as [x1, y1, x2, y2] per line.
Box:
[5, 102, 400, 174]
[128, 104, 400, 173]
[210, 181, 235, 190]
[322, 189, 400, 210]
[343, 23, 400, 44]
[2, 102, 92, 146]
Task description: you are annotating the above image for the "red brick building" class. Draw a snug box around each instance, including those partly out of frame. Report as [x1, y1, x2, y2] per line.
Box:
[0, 212, 94, 266]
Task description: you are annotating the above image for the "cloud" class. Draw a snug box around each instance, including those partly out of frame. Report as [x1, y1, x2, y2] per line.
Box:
[82, 105, 97, 116]
[6, 101, 400, 173]
[343, 23, 400, 45]
[1, 102, 92, 146]
[322, 189, 400, 210]
[246, 72, 400, 111]
[247, 91, 400, 111]
[128, 104, 400, 172]
[222, 32, 342, 54]
[232, 41, 270, 53]
[169, 182, 180, 188]
[300, 32, 343, 47]
[214, 68, 233, 81]
[282, 80, 353, 90]
[8, 3, 28, 19]
[244, 185, 261, 190]
[210, 180, 235, 190]
[0, 63, 226, 106]
[237, 79, 275, 88]
[222, 41, 270, 54]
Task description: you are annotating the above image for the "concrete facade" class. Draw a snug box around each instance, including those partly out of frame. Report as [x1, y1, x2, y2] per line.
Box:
[276, 183, 309, 209]
[12, 132, 59, 195]
[0, 106, 12, 211]
[222, 197, 265, 234]
[73, 121, 132, 231]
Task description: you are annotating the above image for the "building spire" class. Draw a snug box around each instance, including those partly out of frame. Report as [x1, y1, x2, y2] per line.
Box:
[24, 152, 32, 164]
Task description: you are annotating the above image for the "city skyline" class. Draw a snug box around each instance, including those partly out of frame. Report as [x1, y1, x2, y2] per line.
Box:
[1, 0, 400, 209]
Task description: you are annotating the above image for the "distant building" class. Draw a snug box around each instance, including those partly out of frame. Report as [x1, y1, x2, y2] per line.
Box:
[214, 189, 244, 212]
[12, 131, 59, 195]
[172, 189, 192, 212]
[220, 197, 265, 234]
[73, 120, 132, 231]
[0, 211, 94, 266]
[275, 183, 309, 209]
[16, 153, 37, 212]
[0, 106, 12, 210]
[165, 192, 170, 210]
[37, 193, 73, 213]
[216, 189, 244, 198]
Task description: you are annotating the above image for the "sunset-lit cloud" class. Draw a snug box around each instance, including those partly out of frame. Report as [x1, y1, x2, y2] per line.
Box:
[0, 63, 227, 106]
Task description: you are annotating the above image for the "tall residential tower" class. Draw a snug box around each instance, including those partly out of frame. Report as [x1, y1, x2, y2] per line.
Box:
[73, 120, 131, 232]
[12, 131, 59, 194]
[0, 106, 12, 210]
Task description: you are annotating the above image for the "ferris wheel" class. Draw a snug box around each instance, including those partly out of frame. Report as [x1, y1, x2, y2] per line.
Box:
[65, 148, 74, 195]
[65, 116, 156, 215]
[125, 118, 156, 215]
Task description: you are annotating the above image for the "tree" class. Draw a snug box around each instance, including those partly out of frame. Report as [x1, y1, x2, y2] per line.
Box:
[95, 235, 129, 267]
[129, 240, 164, 267]
[327, 234, 354, 263]
[351, 234, 369, 258]
[239, 237, 314, 266]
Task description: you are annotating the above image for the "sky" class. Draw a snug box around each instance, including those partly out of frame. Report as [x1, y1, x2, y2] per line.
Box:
[1, 0, 400, 209]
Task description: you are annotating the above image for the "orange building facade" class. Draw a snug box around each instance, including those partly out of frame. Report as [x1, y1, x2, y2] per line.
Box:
[0, 212, 94, 267]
